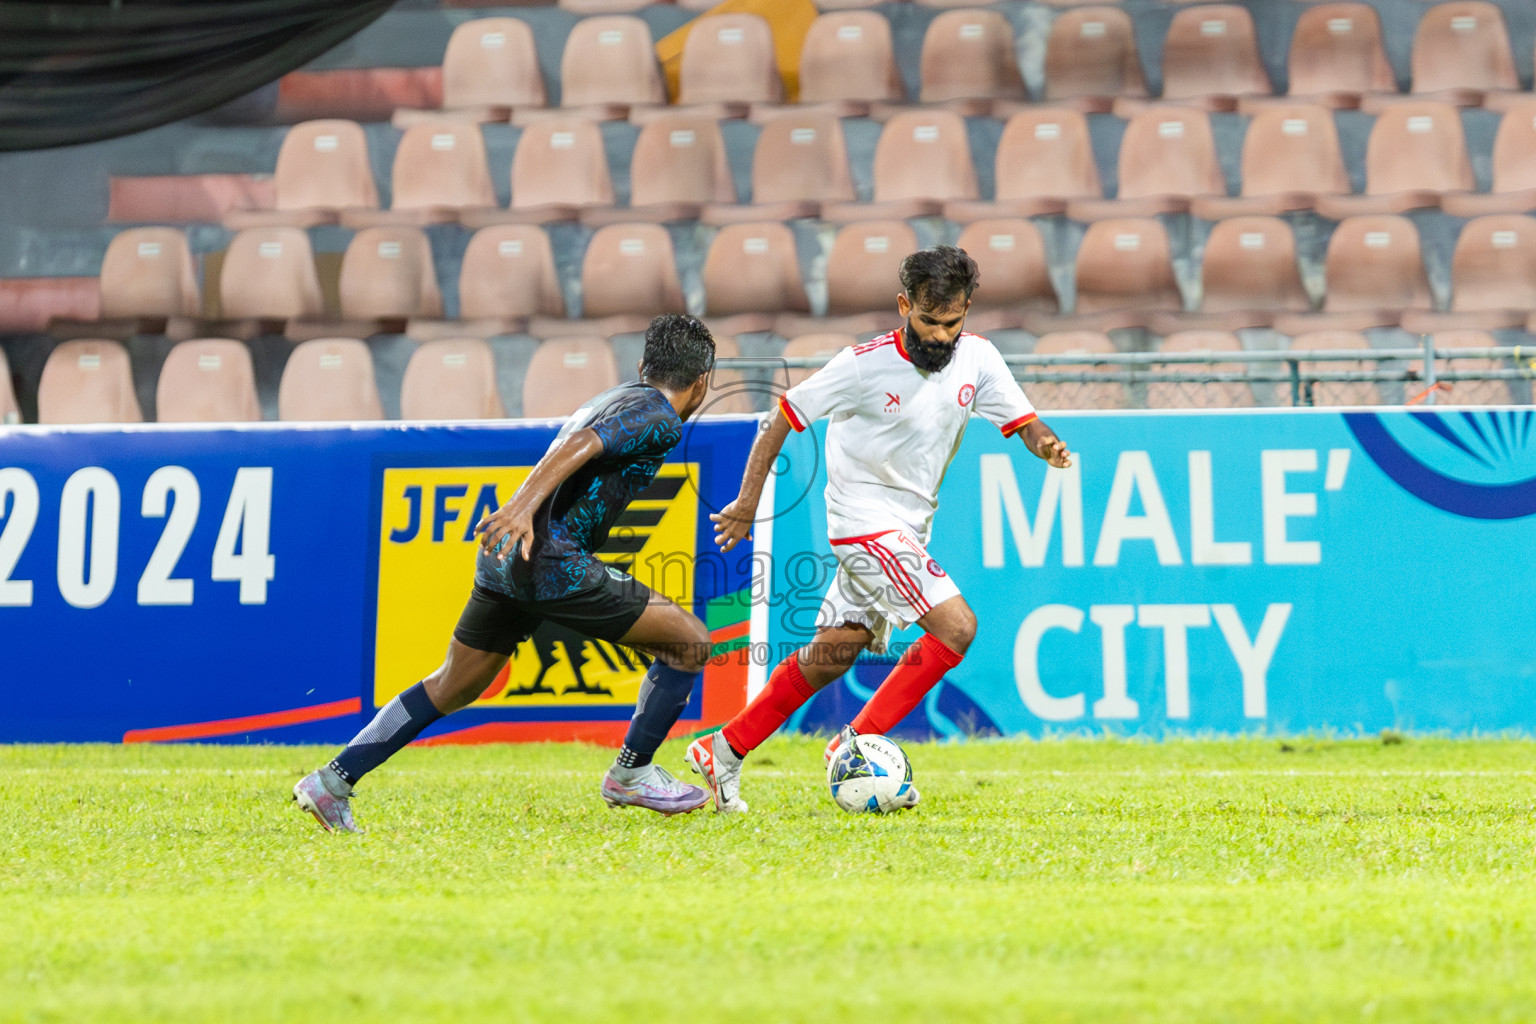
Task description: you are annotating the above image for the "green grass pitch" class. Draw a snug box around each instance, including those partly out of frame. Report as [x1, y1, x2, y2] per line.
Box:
[6, 736, 1536, 1023]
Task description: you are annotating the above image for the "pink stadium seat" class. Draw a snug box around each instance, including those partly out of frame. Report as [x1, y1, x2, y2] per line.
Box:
[37, 339, 143, 424]
[1191, 104, 1350, 219]
[1409, 1, 1518, 105]
[464, 118, 613, 227]
[1286, 3, 1396, 107]
[99, 227, 200, 321]
[703, 110, 853, 224]
[337, 227, 443, 323]
[1158, 5, 1272, 110]
[1070, 219, 1181, 327]
[588, 115, 735, 225]
[797, 12, 904, 114]
[155, 339, 261, 423]
[441, 18, 546, 119]
[825, 220, 917, 317]
[522, 337, 621, 419]
[918, 9, 1027, 112]
[948, 108, 1100, 221]
[702, 222, 810, 331]
[342, 122, 496, 227]
[579, 225, 686, 320]
[824, 109, 977, 223]
[1197, 216, 1310, 319]
[1441, 99, 1536, 217]
[457, 225, 566, 325]
[218, 227, 325, 323]
[224, 120, 378, 230]
[278, 338, 385, 421]
[0, 347, 17, 423]
[954, 218, 1057, 331]
[1450, 215, 1536, 313]
[1069, 107, 1223, 221]
[1315, 101, 1473, 217]
[1273, 215, 1432, 335]
[1287, 330, 1381, 407]
[677, 13, 783, 111]
[1044, 7, 1147, 112]
[557, 16, 666, 118]
[400, 338, 506, 420]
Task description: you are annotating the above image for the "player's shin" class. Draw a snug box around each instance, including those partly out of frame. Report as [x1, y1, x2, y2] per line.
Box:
[613, 661, 700, 772]
[326, 682, 446, 789]
[720, 654, 818, 757]
[849, 633, 963, 736]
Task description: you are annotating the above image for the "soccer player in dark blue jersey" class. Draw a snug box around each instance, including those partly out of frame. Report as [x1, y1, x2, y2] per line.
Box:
[294, 315, 720, 830]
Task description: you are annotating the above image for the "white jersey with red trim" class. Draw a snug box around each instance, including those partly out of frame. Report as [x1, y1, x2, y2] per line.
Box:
[779, 329, 1037, 542]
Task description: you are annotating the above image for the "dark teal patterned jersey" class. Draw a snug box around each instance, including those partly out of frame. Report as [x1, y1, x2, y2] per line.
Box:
[476, 382, 683, 601]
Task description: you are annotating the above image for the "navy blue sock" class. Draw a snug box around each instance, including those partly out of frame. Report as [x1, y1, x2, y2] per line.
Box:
[329, 682, 444, 786]
[615, 662, 700, 769]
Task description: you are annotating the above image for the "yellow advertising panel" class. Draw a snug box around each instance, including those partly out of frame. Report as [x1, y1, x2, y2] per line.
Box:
[373, 464, 698, 710]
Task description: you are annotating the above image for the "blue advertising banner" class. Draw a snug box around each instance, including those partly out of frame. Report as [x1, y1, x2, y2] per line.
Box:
[768, 408, 1536, 738]
[0, 418, 758, 743]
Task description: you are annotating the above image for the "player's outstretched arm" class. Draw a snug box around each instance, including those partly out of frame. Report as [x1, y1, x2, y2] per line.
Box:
[712, 408, 793, 552]
[476, 427, 605, 562]
[1022, 418, 1072, 469]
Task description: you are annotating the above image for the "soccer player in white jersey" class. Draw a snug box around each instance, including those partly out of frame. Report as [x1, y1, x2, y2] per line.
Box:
[686, 245, 1072, 812]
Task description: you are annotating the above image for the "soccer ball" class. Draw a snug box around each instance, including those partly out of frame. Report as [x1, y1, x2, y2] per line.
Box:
[826, 734, 913, 813]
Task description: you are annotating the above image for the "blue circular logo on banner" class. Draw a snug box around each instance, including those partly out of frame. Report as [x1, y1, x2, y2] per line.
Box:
[1344, 410, 1536, 520]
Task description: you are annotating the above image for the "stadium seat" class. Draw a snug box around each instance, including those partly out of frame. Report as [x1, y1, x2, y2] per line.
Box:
[97, 227, 200, 336]
[586, 115, 735, 225]
[676, 13, 783, 113]
[1155, 5, 1271, 111]
[218, 227, 325, 326]
[1275, 215, 1431, 334]
[823, 109, 976, 223]
[700, 334, 755, 415]
[824, 219, 917, 318]
[463, 118, 613, 227]
[1147, 331, 1255, 409]
[1314, 102, 1473, 217]
[400, 338, 506, 420]
[1191, 216, 1309, 325]
[781, 333, 855, 389]
[797, 11, 904, 115]
[223, 120, 378, 229]
[1287, 330, 1381, 406]
[1449, 215, 1536, 315]
[337, 227, 443, 326]
[0, 347, 17, 423]
[1441, 100, 1536, 217]
[438, 18, 546, 122]
[1064, 219, 1181, 330]
[703, 110, 853, 224]
[701, 222, 810, 333]
[1407, 1, 1517, 106]
[578, 224, 686, 321]
[1043, 7, 1147, 113]
[1191, 104, 1350, 219]
[1068, 107, 1224, 221]
[37, 339, 143, 424]
[555, 16, 665, 119]
[341, 122, 496, 227]
[1028, 331, 1128, 411]
[917, 9, 1027, 113]
[278, 338, 385, 421]
[1285, 3, 1396, 108]
[954, 218, 1057, 331]
[154, 339, 261, 423]
[947, 108, 1100, 221]
[522, 337, 621, 418]
[451, 225, 566, 333]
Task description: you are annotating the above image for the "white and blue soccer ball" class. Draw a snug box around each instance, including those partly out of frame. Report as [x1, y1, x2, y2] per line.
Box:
[826, 734, 913, 813]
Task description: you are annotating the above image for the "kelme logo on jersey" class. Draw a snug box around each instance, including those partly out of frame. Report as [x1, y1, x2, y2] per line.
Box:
[1345, 410, 1536, 520]
[372, 464, 697, 711]
[958, 383, 975, 406]
[884, 392, 901, 412]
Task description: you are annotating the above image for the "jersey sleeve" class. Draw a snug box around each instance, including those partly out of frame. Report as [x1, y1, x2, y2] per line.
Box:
[972, 341, 1038, 438]
[778, 346, 861, 432]
[587, 391, 683, 458]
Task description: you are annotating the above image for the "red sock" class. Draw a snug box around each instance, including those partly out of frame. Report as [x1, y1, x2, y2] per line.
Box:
[850, 633, 964, 735]
[722, 655, 817, 756]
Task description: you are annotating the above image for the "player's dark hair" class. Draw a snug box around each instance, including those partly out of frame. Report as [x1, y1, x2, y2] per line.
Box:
[899, 245, 980, 308]
[640, 313, 716, 392]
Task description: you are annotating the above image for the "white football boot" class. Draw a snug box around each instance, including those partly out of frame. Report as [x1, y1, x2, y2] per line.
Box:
[685, 731, 748, 813]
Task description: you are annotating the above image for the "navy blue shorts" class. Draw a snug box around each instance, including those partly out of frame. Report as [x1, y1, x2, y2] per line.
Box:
[451, 571, 653, 656]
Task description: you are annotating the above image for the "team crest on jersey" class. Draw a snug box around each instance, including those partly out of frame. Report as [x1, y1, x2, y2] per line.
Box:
[958, 383, 975, 406]
[926, 558, 947, 578]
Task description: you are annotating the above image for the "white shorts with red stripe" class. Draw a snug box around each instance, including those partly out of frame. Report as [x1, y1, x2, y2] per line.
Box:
[817, 529, 961, 653]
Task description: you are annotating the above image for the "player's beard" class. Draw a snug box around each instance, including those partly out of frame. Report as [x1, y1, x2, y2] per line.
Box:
[903, 323, 957, 372]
